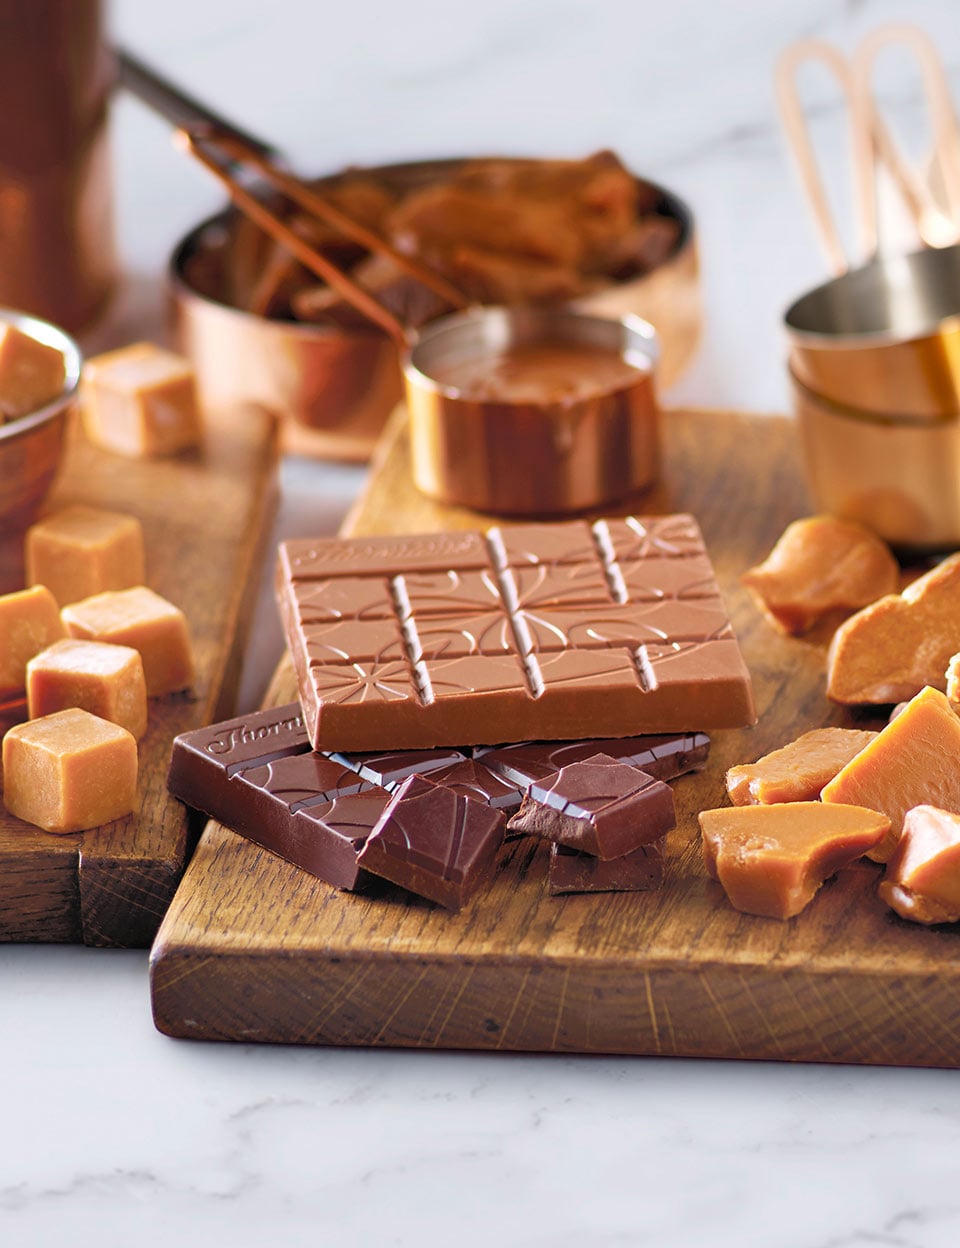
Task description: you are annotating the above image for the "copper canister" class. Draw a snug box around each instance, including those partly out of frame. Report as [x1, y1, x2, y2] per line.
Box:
[0, 1, 115, 332]
[405, 307, 660, 515]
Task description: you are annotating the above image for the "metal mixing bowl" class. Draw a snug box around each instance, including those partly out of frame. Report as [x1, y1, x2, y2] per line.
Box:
[0, 308, 82, 530]
[170, 157, 698, 461]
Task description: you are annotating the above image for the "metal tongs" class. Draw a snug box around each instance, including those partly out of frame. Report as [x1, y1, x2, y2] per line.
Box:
[776, 22, 960, 275]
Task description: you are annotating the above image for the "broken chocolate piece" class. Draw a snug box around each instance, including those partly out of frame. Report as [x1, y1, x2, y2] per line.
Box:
[356, 774, 505, 910]
[506, 752, 675, 859]
[332, 746, 467, 789]
[166, 705, 386, 890]
[548, 839, 664, 895]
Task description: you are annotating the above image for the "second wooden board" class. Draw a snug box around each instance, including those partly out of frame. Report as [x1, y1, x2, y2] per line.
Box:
[149, 409, 960, 1066]
[0, 406, 278, 947]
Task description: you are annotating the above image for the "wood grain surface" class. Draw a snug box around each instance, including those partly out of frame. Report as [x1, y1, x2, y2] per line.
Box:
[0, 405, 278, 947]
[150, 408, 960, 1066]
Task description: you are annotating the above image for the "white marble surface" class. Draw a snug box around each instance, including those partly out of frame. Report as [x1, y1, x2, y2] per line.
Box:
[5, 1, 960, 1244]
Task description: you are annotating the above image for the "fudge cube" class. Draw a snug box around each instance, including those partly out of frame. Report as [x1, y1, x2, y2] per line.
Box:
[2, 708, 138, 834]
[61, 586, 193, 696]
[27, 639, 148, 740]
[82, 342, 202, 457]
[26, 505, 146, 606]
[0, 585, 65, 695]
[0, 322, 65, 422]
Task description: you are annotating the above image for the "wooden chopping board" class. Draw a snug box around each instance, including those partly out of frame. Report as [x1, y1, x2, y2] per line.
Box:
[150, 408, 960, 1067]
[0, 406, 278, 947]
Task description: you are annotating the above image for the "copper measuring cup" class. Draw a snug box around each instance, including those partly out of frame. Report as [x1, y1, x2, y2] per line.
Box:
[119, 50, 661, 514]
[777, 25, 960, 548]
[778, 25, 960, 420]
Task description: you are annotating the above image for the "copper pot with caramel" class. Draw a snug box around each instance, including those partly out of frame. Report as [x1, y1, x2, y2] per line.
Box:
[405, 307, 659, 514]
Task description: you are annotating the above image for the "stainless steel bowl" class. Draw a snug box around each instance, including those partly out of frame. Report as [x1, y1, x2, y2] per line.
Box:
[0, 308, 82, 530]
[170, 158, 699, 462]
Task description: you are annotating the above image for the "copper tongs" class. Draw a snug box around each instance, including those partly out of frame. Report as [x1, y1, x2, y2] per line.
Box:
[117, 47, 469, 347]
[776, 22, 960, 275]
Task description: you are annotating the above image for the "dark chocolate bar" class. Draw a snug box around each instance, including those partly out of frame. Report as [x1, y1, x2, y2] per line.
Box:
[356, 774, 505, 910]
[277, 515, 756, 751]
[331, 746, 467, 789]
[480, 731, 709, 788]
[506, 753, 675, 859]
[548, 840, 664, 895]
[167, 704, 389, 890]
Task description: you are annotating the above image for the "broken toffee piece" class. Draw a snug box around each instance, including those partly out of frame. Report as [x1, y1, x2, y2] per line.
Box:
[725, 727, 877, 806]
[506, 752, 675, 859]
[879, 805, 960, 925]
[356, 774, 505, 910]
[699, 802, 890, 919]
[277, 515, 755, 751]
[548, 840, 664, 895]
[167, 704, 388, 890]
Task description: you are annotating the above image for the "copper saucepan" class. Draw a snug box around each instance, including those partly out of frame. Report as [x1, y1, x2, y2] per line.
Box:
[119, 50, 667, 512]
[118, 50, 696, 472]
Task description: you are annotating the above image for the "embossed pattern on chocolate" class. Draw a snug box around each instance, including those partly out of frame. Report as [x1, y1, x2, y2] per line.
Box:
[277, 514, 756, 750]
[356, 774, 506, 910]
[482, 731, 710, 787]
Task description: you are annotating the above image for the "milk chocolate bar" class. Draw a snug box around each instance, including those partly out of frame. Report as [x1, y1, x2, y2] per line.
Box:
[277, 516, 755, 751]
[506, 753, 675, 859]
[167, 704, 388, 890]
[356, 774, 506, 910]
[548, 840, 664, 895]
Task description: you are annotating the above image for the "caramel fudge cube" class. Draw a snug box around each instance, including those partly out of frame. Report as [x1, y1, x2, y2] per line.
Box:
[0, 322, 65, 422]
[26, 505, 146, 607]
[61, 587, 193, 696]
[82, 342, 201, 457]
[2, 708, 138, 834]
[27, 639, 148, 740]
[0, 585, 65, 695]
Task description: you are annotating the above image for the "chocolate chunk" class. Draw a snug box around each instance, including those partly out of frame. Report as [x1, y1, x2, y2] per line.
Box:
[357, 774, 505, 910]
[332, 746, 467, 789]
[548, 840, 664, 895]
[276, 514, 755, 750]
[481, 731, 709, 787]
[506, 753, 675, 859]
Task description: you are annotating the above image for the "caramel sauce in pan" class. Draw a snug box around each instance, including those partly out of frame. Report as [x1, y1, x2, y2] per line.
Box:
[426, 342, 647, 404]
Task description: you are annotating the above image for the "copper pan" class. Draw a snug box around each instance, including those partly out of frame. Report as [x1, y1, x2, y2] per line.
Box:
[117, 48, 698, 463]
[778, 25, 960, 420]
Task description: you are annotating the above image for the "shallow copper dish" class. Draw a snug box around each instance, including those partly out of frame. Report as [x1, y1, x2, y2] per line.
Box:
[0, 309, 82, 530]
[170, 158, 699, 462]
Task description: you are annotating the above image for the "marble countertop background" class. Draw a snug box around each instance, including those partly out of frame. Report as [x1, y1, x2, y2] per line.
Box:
[4, 1, 960, 1245]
